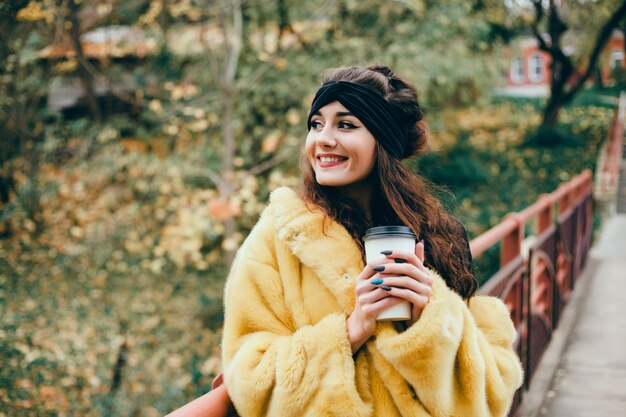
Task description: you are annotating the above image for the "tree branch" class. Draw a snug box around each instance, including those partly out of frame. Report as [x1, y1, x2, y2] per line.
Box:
[532, 1, 575, 88]
[547, 0, 567, 42]
[564, 1, 626, 102]
[67, 0, 102, 122]
[245, 149, 296, 178]
[236, 57, 280, 91]
[109, 335, 128, 393]
[201, 167, 227, 189]
[531, 0, 551, 52]
[224, 0, 242, 87]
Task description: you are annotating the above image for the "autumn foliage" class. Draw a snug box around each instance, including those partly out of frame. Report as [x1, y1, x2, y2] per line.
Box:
[0, 0, 620, 415]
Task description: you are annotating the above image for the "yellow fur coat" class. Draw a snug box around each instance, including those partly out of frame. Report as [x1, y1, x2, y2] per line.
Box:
[222, 187, 523, 417]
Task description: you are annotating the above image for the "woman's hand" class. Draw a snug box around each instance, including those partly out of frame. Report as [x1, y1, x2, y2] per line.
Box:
[346, 242, 432, 353]
[347, 259, 406, 353]
[376, 241, 433, 326]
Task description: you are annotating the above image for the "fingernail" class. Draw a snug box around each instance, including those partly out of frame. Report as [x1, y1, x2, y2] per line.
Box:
[381, 286, 392, 291]
[372, 265, 385, 272]
[394, 258, 407, 263]
[371, 279, 383, 285]
[380, 250, 392, 255]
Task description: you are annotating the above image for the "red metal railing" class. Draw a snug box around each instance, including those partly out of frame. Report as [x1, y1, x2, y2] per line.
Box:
[596, 92, 625, 197]
[470, 171, 593, 415]
[471, 93, 625, 416]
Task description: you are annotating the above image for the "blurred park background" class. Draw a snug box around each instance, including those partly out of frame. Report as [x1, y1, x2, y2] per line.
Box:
[1, 0, 626, 416]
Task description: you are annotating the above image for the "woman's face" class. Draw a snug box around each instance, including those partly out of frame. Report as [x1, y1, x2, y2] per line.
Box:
[306, 101, 377, 188]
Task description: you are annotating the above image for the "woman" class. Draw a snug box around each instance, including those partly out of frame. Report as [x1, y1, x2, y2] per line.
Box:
[220, 65, 523, 417]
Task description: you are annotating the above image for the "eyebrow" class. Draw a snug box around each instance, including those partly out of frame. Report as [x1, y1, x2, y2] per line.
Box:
[312, 110, 355, 117]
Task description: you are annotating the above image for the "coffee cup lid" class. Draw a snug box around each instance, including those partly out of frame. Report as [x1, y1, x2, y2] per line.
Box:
[363, 226, 416, 241]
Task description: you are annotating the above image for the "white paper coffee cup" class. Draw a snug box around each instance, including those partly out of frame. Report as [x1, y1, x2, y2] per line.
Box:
[363, 226, 416, 321]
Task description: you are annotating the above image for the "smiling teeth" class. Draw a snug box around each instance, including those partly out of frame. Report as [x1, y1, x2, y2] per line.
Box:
[320, 157, 344, 163]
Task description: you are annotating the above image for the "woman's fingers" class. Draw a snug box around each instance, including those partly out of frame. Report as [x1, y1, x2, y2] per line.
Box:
[357, 257, 390, 282]
[354, 249, 432, 322]
[380, 248, 428, 274]
[358, 274, 431, 310]
[362, 295, 406, 317]
[379, 286, 430, 310]
[367, 263, 432, 287]
[368, 276, 432, 297]
[415, 241, 425, 263]
[357, 285, 395, 304]
[356, 286, 405, 318]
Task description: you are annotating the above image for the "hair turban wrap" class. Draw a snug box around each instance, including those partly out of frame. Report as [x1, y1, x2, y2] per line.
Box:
[307, 80, 410, 159]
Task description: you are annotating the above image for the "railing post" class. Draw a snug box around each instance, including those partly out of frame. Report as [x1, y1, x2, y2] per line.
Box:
[557, 183, 571, 215]
[538, 195, 553, 233]
[501, 213, 523, 266]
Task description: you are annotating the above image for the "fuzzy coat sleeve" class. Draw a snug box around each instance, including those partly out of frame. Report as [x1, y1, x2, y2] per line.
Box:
[221, 213, 372, 417]
[372, 272, 524, 417]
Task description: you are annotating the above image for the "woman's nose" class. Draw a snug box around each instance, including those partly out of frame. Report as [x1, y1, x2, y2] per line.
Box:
[316, 126, 337, 147]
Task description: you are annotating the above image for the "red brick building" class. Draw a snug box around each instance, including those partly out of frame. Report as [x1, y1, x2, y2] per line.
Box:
[502, 31, 625, 96]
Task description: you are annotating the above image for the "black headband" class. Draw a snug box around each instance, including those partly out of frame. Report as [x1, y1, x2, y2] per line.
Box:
[307, 80, 409, 159]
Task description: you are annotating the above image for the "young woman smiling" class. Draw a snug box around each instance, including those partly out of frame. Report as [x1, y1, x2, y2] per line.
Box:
[217, 65, 523, 417]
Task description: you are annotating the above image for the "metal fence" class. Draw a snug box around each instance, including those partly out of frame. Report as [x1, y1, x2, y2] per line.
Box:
[470, 91, 625, 416]
[470, 172, 593, 416]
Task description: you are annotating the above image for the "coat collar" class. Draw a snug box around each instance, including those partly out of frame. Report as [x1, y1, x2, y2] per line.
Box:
[265, 187, 364, 313]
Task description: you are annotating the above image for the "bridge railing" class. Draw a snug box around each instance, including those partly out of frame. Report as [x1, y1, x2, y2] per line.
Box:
[471, 92, 625, 416]
[470, 170, 593, 415]
[595, 91, 625, 199]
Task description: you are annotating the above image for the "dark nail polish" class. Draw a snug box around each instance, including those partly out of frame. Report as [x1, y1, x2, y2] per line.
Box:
[394, 258, 407, 263]
[371, 279, 383, 285]
[381, 286, 392, 291]
[380, 250, 393, 255]
[372, 265, 385, 272]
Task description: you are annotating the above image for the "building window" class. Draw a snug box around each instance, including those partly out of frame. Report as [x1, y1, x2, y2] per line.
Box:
[610, 50, 624, 69]
[528, 54, 544, 82]
[511, 57, 524, 83]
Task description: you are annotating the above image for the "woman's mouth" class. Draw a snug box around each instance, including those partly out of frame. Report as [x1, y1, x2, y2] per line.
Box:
[317, 155, 348, 167]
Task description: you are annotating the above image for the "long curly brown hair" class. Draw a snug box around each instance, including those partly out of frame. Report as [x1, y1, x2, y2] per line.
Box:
[299, 64, 477, 299]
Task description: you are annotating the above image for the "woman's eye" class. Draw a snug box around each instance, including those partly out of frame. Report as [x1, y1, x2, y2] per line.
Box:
[339, 121, 357, 129]
[310, 120, 322, 129]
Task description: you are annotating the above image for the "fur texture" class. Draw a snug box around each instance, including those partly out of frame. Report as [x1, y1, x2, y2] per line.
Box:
[222, 187, 523, 417]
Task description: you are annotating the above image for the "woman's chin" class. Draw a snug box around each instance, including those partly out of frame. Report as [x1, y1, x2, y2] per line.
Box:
[315, 176, 348, 187]
[315, 174, 372, 188]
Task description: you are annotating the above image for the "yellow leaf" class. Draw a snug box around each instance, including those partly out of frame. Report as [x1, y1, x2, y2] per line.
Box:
[286, 109, 301, 126]
[262, 131, 283, 153]
[208, 199, 240, 220]
[275, 57, 288, 70]
[17, 1, 52, 22]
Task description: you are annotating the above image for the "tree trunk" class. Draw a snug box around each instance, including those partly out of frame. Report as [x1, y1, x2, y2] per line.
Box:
[277, 0, 292, 47]
[221, 86, 237, 267]
[594, 67, 605, 89]
[543, 53, 573, 126]
[0, 0, 30, 67]
[219, 0, 243, 268]
[67, 0, 102, 123]
[532, 0, 626, 128]
[542, 96, 563, 127]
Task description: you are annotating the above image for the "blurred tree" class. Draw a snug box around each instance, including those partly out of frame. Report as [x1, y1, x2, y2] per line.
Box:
[0, 0, 30, 63]
[1, 0, 520, 266]
[325, 0, 510, 108]
[66, 0, 103, 122]
[0, 0, 53, 234]
[2, 2, 620, 415]
[217, 0, 243, 266]
[528, 0, 626, 127]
